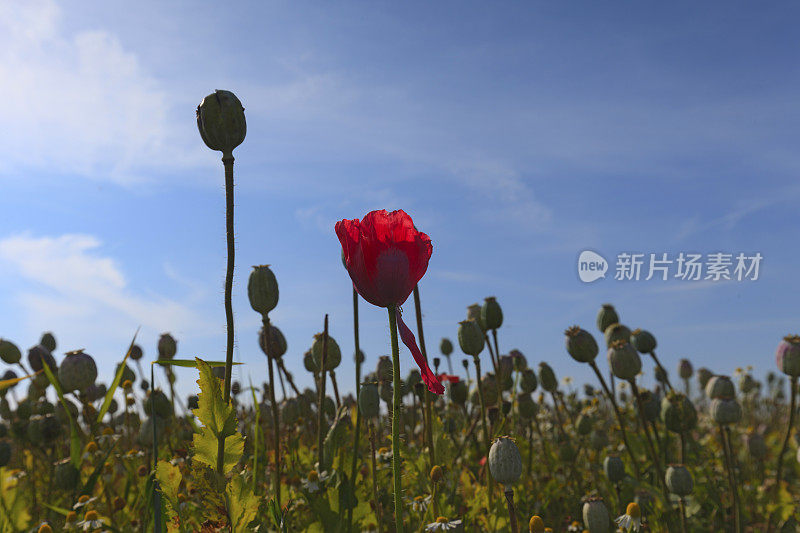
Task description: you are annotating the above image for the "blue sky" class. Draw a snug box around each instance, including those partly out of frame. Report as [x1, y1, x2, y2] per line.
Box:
[0, 0, 798, 401]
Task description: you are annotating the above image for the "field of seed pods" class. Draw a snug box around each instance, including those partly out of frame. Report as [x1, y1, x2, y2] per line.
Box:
[0, 92, 796, 533]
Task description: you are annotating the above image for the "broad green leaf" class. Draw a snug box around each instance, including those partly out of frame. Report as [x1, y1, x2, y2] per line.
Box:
[153, 359, 241, 368]
[192, 427, 244, 474]
[227, 473, 260, 533]
[97, 328, 140, 423]
[0, 370, 40, 392]
[40, 359, 83, 467]
[155, 460, 182, 509]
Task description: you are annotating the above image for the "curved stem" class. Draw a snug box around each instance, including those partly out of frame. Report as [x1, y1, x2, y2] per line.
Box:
[263, 317, 281, 509]
[648, 351, 674, 392]
[504, 488, 518, 533]
[474, 355, 493, 507]
[347, 289, 362, 533]
[630, 381, 670, 502]
[316, 316, 329, 471]
[775, 376, 797, 492]
[720, 424, 741, 532]
[413, 286, 436, 470]
[387, 305, 404, 533]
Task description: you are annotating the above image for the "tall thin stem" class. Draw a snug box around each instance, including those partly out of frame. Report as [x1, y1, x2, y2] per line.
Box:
[316, 316, 329, 470]
[504, 488, 518, 533]
[720, 424, 741, 532]
[217, 154, 236, 477]
[473, 355, 494, 506]
[263, 316, 281, 509]
[648, 351, 674, 392]
[413, 286, 436, 471]
[387, 305, 404, 533]
[347, 288, 362, 533]
[775, 376, 797, 493]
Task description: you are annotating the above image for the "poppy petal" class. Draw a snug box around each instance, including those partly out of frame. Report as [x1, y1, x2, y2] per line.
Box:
[396, 310, 444, 395]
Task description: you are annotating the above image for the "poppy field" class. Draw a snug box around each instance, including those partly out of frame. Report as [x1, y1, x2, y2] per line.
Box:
[0, 91, 797, 533]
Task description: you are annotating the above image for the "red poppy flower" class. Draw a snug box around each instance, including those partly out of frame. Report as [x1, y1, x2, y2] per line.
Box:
[336, 209, 442, 395]
[437, 373, 460, 384]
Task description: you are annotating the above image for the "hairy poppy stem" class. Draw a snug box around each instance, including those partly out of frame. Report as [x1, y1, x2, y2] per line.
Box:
[504, 488, 518, 533]
[473, 355, 493, 507]
[648, 351, 674, 392]
[317, 315, 329, 471]
[387, 305, 405, 533]
[347, 288, 362, 533]
[412, 286, 436, 470]
[263, 316, 281, 509]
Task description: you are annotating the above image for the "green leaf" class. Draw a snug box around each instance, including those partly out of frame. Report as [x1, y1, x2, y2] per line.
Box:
[153, 359, 241, 368]
[40, 359, 83, 467]
[97, 328, 140, 423]
[155, 460, 182, 509]
[192, 428, 244, 474]
[227, 473, 260, 533]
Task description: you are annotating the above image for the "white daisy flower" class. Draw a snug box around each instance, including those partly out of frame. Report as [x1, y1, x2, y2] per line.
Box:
[425, 517, 462, 531]
[301, 470, 330, 493]
[410, 494, 432, 512]
[615, 502, 642, 532]
[72, 495, 98, 510]
[76, 510, 106, 531]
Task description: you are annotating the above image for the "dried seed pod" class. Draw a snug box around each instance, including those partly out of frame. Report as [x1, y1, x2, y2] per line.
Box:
[705, 375, 735, 400]
[603, 454, 625, 483]
[596, 304, 619, 333]
[607, 341, 642, 382]
[710, 398, 742, 425]
[58, 350, 97, 393]
[776, 335, 800, 377]
[604, 323, 631, 349]
[488, 436, 522, 487]
[538, 362, 557, 393]
[630, 329, 656, 353]
[481, 297, 503, 330]
[196, 90, 247, 156]
[582, 497, 610, 533]
[565, 326, 599, 363]
[665, 464, 694, 496]
[0, 339, 21, 365]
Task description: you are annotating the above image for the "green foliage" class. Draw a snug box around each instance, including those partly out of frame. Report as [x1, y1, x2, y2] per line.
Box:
[97, 329, 140, 423]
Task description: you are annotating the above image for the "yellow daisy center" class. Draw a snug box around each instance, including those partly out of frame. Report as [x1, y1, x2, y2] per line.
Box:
[626, 502, 641, 519]
[84, 510, 99, 521]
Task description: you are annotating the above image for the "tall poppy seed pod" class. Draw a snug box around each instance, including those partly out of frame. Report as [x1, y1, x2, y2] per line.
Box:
[661, 392, 697, 433]
[711, 398, 742, 425]
[449, 380, 468, 405]
[678, 358, 693, 379]
[358, 383, 380, 418]
[607, 340, 642, 382]
[747, 431, 767, 459]
[39, 332, 56, 353]
[565, 326, 599, 363]
[27, 345, 56, 373]
[582, 497, 610, 533]
[481, 297, 503, 330]
[196, 90, 246, 157]
[510, 349, 527, 371]
[0, 340, 21, 365]
[517, 393, 538, 419]
[576, 412, 593, 435]
[538, 362, 558, 392]
[129, 344, 143, 361]
[596, 304, 619, 333]
[488, 436, 522, 487]
[247, 265, 279, 317]
[458, 320, 485, 356]
[312, 333, 341, 371]
[467, 304, 486, 332]
[665, 464, 694, 496]
[776, 335, 800, 377]
[706, 375, 735, 400]
[697, 367, 713, 390]
[157, 334, 177, 360]
[603, 454, 625, 483]
[440, 338, 453, 356]
[630, 329, 656, 354]
[259, 325, 287, 359]
[376, 356, 393, 382]
[520, 368, 538, 394]
[604, 323, 631, 349]
[529, 515, 545, 533]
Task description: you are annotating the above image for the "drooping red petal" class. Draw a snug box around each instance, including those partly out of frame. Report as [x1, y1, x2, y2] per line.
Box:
[396, 310, 444, 395]
[437, 373, 460, 383]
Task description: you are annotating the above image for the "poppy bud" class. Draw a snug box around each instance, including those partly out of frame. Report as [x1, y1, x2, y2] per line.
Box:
[705, 375, 735, 400]
[604, 323, 632, 349]
[661, 392, 697, 433]
[466, 304, 486, 332]
[516, 393, 538, 419]
[697, 367, 713, 390]
[231, 381, 241, 395]
[157, 334, 177, 360]
[510, 349, 527, 371]
[247, 265, 279, 317]
[776, 335, 800, 377]
[28, 345, 56, 373]
[710, 398, 742, 425]
[565, 326, 599, 363]
[608, 341, 642, 382]
[376, 356, 393, 382]
[596, 304, 619, 333]
[462, 358, 469, 371]
[582, 497, 610, 533]
[449, 381, 467, 405]
[312, 334, 341, 372]
[0, 339, 21, 365]
[488, 436, 522, 487]
[433, 357, 441, 371]
[481, 297, 503, 330]
[665, 464, 694, 496]
[458, 320, 485, 356]
[630, 329, 657, 353]
[129, 344, 143, 361]
[116, 363, 135, 385]
[196, 90, 246, 156]
[603, 454, 625, 483]
[538, 363, 558, 392]
[440, 338, 453, 356]
[259, 325, 287, 359]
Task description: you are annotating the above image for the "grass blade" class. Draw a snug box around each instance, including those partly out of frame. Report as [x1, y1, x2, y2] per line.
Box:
[96, 328, 140, 423]
[40, 359, 83, 467]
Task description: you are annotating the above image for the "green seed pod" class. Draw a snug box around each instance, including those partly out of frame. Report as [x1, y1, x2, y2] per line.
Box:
[481, 297, 503, 330]
[661, 393, 697, 433]
[129, 344, 143, 361]
[27, 345, 56, 373]
[516, 393, 538, 419]
[0, 339, 21, 365]
[776, 335, 800, 377]
[604, 323, 632, 349]
[665, 464, 694, 496]
[196, 90, 247, 156]
[406, 369, 421, 390]
[359, 383, 380, 418]
[303, 351, 317, 373]
[355, 349, 365, 364]
[480, 374, 499, 407]
[556, 433, 577, 461]
[138, 416, 166, 446]
[15, 399, 32, 420]
[565, 326, 599, 363]
[638, 389, 660, 422]
[157, 334, 177, 360]
[488, 436, 522, 487]
[58, 350, 97, 392]
[0, 441, 11, 467]
[39, 332, 56, 353]
[596, 304, 619, 334]
[510, 349, 527, 371]
[591, 428, 609, 450]
[458, 320, 485, 356]
[678, 359, 693, 379]
[322, 396, 336, 419]
[440, 338, 453, 356]
[582, 497, 610, 533]
[54, 458, 79, 490]
[0, 399, 11, 420]
[379, 381, 393, 404]
[247, 265, 279, 317]
[697, 367, 713, 390]
[115, 363, 136, 384]
[449, 380, 468, 406]
[376, 356, 393, 382]
[538, 362, 557, 393]
[520, 368, 538, 394]
[311, 334, 341, 372]
[576, 413, 593, 435]
[706, 375, 735, 400]
[466, 304, 486, 333]
[281, 397, 300, 425]
[144, 390, 173, 419]
[747, 432, 767, 459]
[607, 341, 642, 382]
[630, 329, 657, 354]
[710, 398, 742, 425]
[259, 324, 287, 359]
[603, 454, 625, 483]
